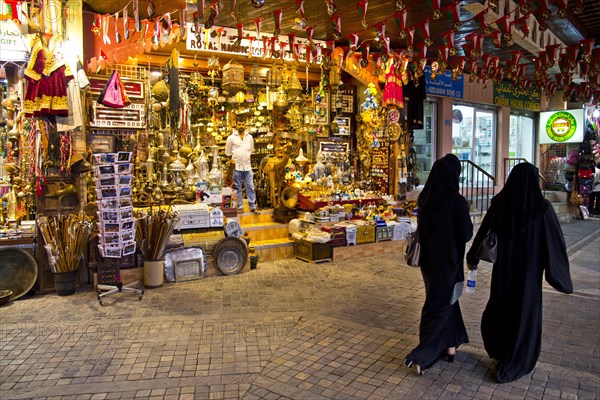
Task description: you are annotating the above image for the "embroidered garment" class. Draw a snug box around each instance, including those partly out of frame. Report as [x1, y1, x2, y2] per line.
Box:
[383, 61, 404, 108]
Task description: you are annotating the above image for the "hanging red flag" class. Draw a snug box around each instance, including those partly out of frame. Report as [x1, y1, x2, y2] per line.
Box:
[330, 13, 342, 40]
[273, 8, 283, 36]
[431, 0, 442, 20]
[394, 10, 408, 40]
[254, 17, 262, 38]
[356, 0, 369, 30]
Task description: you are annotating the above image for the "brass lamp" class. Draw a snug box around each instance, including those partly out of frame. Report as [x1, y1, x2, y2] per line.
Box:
[286, 65, 303, 101]
[266, 62, 282, 88]
[247, 62, 265, 94]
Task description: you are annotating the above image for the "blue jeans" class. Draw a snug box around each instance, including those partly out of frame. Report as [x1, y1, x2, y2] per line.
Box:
[233, 170, 256, 210]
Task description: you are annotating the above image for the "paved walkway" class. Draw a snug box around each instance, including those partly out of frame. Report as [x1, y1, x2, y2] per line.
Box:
[1, 219, 599, 400]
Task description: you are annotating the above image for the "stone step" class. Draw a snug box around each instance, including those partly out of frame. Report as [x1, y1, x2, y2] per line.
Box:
[242, 221, 290, 243]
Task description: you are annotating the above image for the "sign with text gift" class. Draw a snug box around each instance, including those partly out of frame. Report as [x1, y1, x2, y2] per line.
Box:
[424, 66, 464, 99]
[493, 81, 541, 111]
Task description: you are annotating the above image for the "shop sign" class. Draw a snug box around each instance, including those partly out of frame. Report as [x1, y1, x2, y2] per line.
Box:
[319, 141, 349, 155]
[493, 81, 541, 111]
[424, 66, 464, 99]
[186, 24, 325, 62]
[538, 109, 584, 144]
[0, 20, 28, 61]
[90, 102, 146, 129]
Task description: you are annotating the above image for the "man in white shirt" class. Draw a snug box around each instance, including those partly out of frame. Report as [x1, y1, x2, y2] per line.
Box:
[225, 116, 258, 213]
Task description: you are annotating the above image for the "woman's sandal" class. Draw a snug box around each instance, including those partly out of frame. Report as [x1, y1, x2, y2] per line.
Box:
[446, 347, 456, 363]
[404, 358, 425, 376]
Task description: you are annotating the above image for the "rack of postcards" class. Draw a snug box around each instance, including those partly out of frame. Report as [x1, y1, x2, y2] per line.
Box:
[93, 152, 136, 258]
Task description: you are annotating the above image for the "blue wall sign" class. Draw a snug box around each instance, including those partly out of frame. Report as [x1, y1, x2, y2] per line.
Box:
[424, 66, 464, 99]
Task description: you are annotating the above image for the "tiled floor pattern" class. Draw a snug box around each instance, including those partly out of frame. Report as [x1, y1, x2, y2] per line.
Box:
[1, 220, 599, 399]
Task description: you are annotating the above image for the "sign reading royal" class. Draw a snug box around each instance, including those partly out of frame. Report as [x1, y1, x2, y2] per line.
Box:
[493, 81, 541, 111]
[424, 66, 464, 99]
[186, 25, 325, 62]
[538, 109, 584, 144]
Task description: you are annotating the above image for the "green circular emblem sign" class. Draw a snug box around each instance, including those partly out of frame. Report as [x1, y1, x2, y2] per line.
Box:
[545, 111, 577, 142]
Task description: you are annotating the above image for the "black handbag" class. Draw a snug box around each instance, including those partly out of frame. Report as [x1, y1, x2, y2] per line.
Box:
[475, 230, 498, 263]
[404, 230, 421, 267]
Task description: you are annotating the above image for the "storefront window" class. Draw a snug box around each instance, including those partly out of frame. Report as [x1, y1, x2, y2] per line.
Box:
[413, 101, 435, 184]
[509, 114, 535, 162]
[452, 105, 496, 176]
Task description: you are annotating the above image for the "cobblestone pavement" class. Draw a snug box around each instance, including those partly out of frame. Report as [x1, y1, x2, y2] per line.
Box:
[1, 219, 599, 400]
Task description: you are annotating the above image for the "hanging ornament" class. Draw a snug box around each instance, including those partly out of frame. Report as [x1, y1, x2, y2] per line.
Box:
[357, 0, 369, 30]
[102, 14, 111, 45]
[147, 0, 156, 18]
[295, 0, 308, 29]
[134, 0, 141, 31]
[273, 8, 283, 36]
[153, 19, 161, 45]
[235, 23, 244, 45]
[431, 0, 442, 20]
[196, 0, 205, 23]
[91, 14, 101, 36]
[161, 13, 172, 44]
[205, 0, 219, 29]
[123, 7, 130, 40]
[179, 6, 187, 40]
[231, 0, 238, 19]
[305, 25, 315, 45]
[330, 13, 342, 41]
[254, 17, 262, 37]
[447, 1, 462, 31]
[324, 0, 336, 16]
[394, 10, 407, 40]
[442, 31, 457, 56]
[360, 42, 370, 68]
[472, 8, 492, 36]
[252, 0, 265, 9]
[114, 11, 121, 43]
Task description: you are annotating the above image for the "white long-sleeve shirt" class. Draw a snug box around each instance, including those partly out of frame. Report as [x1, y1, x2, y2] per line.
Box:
[225, 129, 254, 172]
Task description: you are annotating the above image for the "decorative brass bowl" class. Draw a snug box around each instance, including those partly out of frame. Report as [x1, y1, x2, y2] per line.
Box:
[0, 290, 13, 306]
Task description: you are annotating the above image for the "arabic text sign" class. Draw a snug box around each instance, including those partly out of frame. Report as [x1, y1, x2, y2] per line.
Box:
[424, 66, 464, 99]
[185, 25, 325, 62]
[493, 81, 541, 111]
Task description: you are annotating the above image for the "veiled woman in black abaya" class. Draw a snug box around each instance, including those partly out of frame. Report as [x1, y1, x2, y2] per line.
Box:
[404, 154, 473, 374]
[467, 162, 573, 383]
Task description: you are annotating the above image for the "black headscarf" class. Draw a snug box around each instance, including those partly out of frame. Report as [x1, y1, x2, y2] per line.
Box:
[418, 154, 461, 213]
[491, 162, 547, 235]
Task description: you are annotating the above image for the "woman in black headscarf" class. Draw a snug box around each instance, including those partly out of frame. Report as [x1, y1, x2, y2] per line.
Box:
[467, 162, 573, 383]
[404, 154, 473, 375]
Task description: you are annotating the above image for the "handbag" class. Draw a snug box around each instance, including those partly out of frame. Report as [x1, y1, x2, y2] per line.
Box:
[404, 229, 421, 267]
[475, 230, 498, 263]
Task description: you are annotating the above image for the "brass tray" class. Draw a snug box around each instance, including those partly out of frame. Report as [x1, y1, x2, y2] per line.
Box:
[0, 248, 38, 300]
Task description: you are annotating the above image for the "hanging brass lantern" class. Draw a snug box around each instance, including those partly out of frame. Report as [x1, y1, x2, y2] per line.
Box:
[222, 59, 245, 94]
[266, 62, 282, 88]
[247, 62, 265, 94]
[286, 65, 303, 101]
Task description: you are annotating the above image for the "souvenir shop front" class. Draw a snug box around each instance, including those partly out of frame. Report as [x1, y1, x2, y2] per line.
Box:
[1, 0, 599, 302]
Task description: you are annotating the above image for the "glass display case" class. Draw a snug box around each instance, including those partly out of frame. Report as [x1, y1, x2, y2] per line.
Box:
[452, 105, 496, 176]
[413, 102, 435, 185]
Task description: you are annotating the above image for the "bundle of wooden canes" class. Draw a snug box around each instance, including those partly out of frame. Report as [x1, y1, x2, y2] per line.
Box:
[134, 208, 179, 261]
[37, 214, 96, 273]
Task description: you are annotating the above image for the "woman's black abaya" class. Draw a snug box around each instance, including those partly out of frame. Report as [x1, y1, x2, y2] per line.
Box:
[467, 162, 573, 383]
[405, 154, 473, 370]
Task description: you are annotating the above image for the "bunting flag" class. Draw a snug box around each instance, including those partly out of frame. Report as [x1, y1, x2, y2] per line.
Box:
[463, 32, 483, 59]
[550, 0, 568, 18]
[91, 14, 101, 35]
[231, 0, 237, 19]
[205, 0, 219, 29]
[446, 1, 462, 31]
[356, 0, 368, 30]
[360, 42, 370, 68]
[545, 44, 560, 68]
[515, 0, 531, 15]
[254, 17, 262, 38]
[573, 0, 583, 13]
[437, 45, 449, 72]
[295, 0, 308, 29]
[394, 10, 408, 39]
[262, 36, 269, 57]
[431, 0, 442, 20]
[123, 7, 130, 40]
[565, 44, 580, 71]
[330, 13, 342, 40]
[511, 14, 531, 36]
[495, 15, 512, 46]
[473, 8, 493, 36]
[348, 33, 359, 53]
[468, 60, 479, 82]
[580, 38, 595, 63]
[305, 44, 313, 63]
[235, 23, 244, 45]
[273, 8, 283, 36]
[442, 30, 457, 56]
[452, 56, 465, 81]
[324, 0, 336, 16]
[418, 19, 432, 47]
[287, 33, 296, 53]
[373, 20, 386, 41]
[406, 26, 416, 52]
[396, 1, 406, 11]
[305, 25, 315, 44]
[381, 36, 390, 62]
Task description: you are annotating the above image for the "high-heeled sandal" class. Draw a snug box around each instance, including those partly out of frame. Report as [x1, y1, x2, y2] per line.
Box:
[446, 347, 456, 363]
[403, 358, 425, 375]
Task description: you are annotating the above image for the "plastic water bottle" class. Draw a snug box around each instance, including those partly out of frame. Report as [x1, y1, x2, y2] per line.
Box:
[466, 269, 477, 293]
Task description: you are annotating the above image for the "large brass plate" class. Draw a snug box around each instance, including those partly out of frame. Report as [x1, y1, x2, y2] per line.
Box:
[0, 248, 38, 300]
[213, 237, 248, 276]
